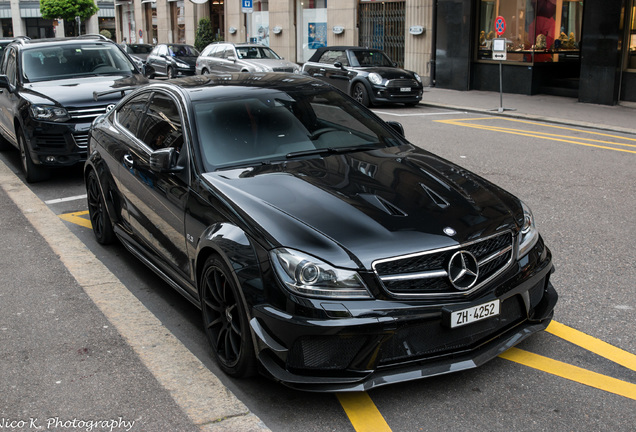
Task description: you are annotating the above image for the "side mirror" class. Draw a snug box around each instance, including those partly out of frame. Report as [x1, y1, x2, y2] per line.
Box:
[150, 147, 183, 173]
[386, 121, 405, 137]
[334, 61, 344, 69]
[227, 55, 237, 62]
[0, 75, 12, 91]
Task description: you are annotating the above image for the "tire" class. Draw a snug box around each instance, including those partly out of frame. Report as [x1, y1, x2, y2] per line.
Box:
[167, 66, 176, 79]
[200, 255, 256, 378]
[86, 169, 115, 245]
[352, 82, 370, 107]
[201, 68, 210, 75]
[18, 129, 49, 183]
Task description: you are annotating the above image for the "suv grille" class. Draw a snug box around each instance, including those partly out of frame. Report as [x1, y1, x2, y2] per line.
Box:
[67, 106, 109, 121]
[373, 231, 514, 298]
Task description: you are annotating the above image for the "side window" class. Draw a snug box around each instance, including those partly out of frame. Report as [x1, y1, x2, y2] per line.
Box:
[138, 92, 183, 151]
[158, 45, 169, 56]
[318, 50, 346, 65]
[116, 93, 151, 138]
[5, 49, 16, 85]
[150, 46, 160, 56]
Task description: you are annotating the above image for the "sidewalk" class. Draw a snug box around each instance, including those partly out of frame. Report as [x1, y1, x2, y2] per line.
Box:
[420, 87, 636, 135]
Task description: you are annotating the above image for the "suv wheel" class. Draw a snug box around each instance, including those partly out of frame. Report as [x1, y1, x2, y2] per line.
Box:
[18, 129, 49, 183]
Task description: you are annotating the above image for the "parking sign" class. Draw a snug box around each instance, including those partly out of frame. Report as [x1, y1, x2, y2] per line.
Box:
[242, 0, 253, 13]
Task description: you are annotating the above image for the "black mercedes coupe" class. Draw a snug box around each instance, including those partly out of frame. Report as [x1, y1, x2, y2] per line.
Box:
[85, 73, 557, 391]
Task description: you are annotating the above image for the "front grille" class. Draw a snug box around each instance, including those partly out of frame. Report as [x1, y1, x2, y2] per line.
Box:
[287, 335, 369, 370]
[272, 67, 296, 73]
[386, 79, 419, 88]
[378, 296, 525, 365]
[373, 231, 514, 298]
[67, 106, 108, 121]
[73, 132, 89, 149]
[34, 135, 66, 150]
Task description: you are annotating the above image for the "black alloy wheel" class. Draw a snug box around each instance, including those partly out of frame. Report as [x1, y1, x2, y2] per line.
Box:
[18, 129, 49, 183]
[352, 82, 370, 107]
[200, 256, 256, 377]
[86, 170, 115, 245]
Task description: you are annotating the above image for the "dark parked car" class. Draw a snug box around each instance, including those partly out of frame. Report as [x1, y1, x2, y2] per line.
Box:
[85, 73, 557, 391]
[146, 43, 198, 79]
[0, 35, 147, 182]
[122, 43, 153, 74]
[302, 46, 423, 107]
[195, 42, 300, 75]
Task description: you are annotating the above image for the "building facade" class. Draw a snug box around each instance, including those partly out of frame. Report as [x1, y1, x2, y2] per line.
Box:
[0, 0, 115, 39]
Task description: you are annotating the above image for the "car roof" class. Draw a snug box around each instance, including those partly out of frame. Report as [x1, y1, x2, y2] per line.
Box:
[137, 73, 331, 101]
[307, 46, 382, 62]
[11, 35, 113, 49]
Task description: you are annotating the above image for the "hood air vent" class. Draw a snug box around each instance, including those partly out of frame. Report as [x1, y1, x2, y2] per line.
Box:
[358, 194, 408, 217]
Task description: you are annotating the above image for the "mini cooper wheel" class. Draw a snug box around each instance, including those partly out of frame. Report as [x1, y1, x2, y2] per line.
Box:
[86, 170, 115, 245]
[200, 256, 256, 377]
[352, 82, 370, 107]
[18, 129, 49, 183]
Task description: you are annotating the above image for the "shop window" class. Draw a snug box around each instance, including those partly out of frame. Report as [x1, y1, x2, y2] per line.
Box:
[627, 3, 636, 70]
[170, 0, 186, 44]
[248, 0, 269, 45]
[297, 0, 328, 63]
[478, 0, 583, 63]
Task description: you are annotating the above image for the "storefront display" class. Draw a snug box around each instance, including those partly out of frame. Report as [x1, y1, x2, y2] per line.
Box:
[477, 0, 583, 63]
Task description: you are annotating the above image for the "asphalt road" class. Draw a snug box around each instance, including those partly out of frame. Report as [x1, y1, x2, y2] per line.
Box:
[0, 104, 634, 432]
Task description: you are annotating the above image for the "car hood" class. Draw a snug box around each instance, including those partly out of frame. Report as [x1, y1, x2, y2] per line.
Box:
[19, 74, 148, 107]
[203, 146, 521, 269]
[242, 59, 299, 70]
[175, 56, 197, 67]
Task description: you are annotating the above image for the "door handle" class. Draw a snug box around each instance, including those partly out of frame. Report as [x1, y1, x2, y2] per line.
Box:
[123, 154, 134, 169]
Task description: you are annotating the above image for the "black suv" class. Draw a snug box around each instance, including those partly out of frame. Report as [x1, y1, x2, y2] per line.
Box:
[0, 35, 148, 182]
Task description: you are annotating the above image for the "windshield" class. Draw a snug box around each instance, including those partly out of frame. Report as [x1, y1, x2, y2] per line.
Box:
[194, 87, 405, 171]
[21, 43, 136, 82]
[349, 50, 395, 67]
[236, 46, 281, 60]
[168, 45, 199, 57]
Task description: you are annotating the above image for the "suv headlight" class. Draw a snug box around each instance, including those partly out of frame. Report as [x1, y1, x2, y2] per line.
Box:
[368, 72, 383, 85]
[30, 105, 70, 122]
[271, 248, 372, 299]
[517, 200, 539, 258]
[414, 72, 422, 83]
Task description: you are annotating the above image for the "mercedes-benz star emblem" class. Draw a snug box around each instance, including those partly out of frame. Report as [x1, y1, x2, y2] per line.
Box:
[448, 251, 479, 290]
[105, 104, 116, 112]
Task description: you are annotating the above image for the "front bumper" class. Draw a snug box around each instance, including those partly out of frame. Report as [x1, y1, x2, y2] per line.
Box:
[370, 85, 423, 105]
[250, 242, 557, 392]
[23, 119, 90, 167]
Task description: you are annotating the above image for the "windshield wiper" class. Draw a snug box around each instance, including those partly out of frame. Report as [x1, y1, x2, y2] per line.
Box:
[285, 144, 380, 159]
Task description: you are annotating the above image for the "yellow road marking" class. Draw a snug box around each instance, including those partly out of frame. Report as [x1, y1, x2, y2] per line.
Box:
[436, 118, 636, 154]
[337, 392, 392, 432]
[499, 347, 636, 401]
[546, 321, 636, 372]
[58, 210, 92, 229]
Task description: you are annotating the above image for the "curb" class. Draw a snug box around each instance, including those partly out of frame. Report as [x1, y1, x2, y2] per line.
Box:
[0, 159, 270, 432]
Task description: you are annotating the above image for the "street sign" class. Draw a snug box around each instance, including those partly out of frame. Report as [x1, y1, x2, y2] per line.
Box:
[495, 16, 506, 36]
[492, 38, 507, 61]
[242, 0, 253, 13]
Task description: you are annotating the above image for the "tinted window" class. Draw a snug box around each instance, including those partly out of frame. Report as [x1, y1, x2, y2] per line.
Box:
[138, 93, 183, 151]
[116, 93, 151, 138]
[21, 43, 136, 82]
[236, 46, 281, 60]
[5, 48, 16, 85]
[168, 45, 199, 57]
[349, 50, 394, 67]
[317, 50, 348, 66]
[193, 87, 402, 170]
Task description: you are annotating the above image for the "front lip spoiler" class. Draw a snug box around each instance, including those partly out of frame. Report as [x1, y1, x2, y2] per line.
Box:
[254, 283, 557, 392]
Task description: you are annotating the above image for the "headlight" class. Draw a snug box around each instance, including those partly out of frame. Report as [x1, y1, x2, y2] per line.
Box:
[29, 105, 70, 122]
[175, 60, 189, 67]
[414, 72, 422, 83]
[517, 200, 539, 257]
[368, 73, 383, 85]
[271, 248, 372, 299]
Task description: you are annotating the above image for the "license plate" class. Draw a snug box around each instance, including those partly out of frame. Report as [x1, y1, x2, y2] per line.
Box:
[450, 299, 500, 328]
[400, 87, 411, 92]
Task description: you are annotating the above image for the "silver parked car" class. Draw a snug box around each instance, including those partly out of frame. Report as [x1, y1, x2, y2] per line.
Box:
[195, 42, 300, 75]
